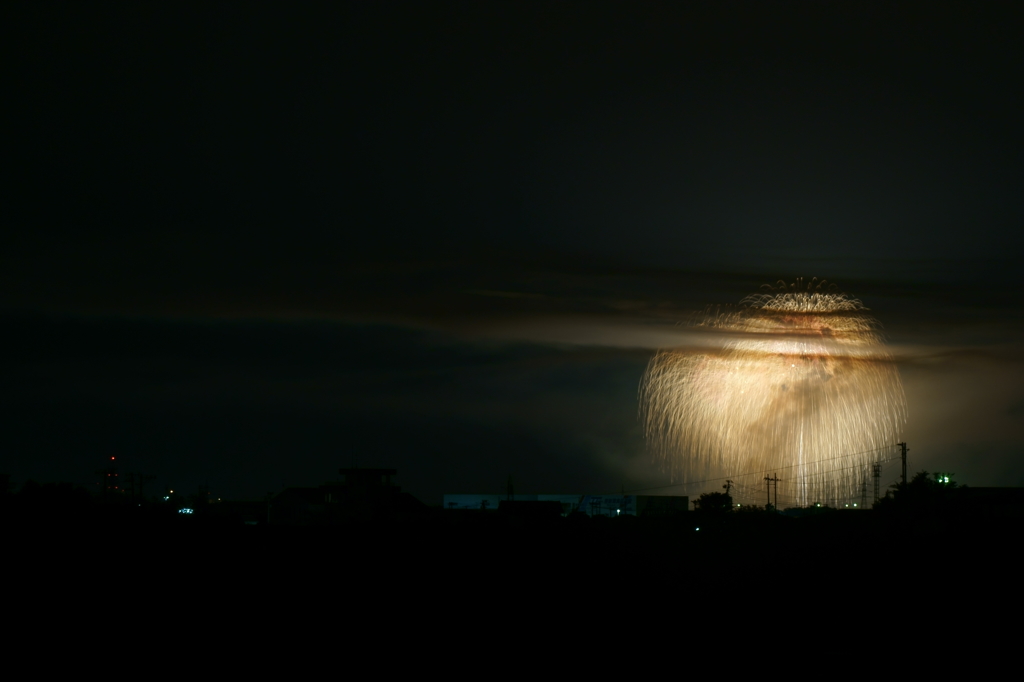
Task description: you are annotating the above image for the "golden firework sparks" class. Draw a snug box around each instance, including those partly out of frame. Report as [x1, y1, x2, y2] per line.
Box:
[640, 279, 906, 507]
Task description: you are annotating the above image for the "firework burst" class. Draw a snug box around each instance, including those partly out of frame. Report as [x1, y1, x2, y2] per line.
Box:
[640, 279, 906, 507]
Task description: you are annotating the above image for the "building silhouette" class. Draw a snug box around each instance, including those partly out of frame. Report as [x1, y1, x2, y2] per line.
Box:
[269, 468, 426, 525]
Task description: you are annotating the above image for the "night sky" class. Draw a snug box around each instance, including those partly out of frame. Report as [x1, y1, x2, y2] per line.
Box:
[5, 2, 1024, 504]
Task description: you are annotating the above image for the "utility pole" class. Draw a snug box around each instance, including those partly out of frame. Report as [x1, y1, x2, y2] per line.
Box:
[898, 442, 908, 487]
[872, 462, 881, 502]
[97, 456, 120, 500]
[139, 473, 155, 502]
[124, 472, 156, 503]
[764, 474, 779, 509]
[860, 475, 867, 509]
[723, 479, 733, 499]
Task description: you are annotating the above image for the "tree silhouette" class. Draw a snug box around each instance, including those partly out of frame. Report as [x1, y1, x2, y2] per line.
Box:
[694, 491, 733, 514]
[874, 470, 963, 515]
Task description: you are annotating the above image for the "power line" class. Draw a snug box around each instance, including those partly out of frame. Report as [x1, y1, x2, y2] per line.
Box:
[785, 456, 900, 481]
[732, 459, 900, 492]
[626, 445, 902, 494]
[697, 458, 904, 508]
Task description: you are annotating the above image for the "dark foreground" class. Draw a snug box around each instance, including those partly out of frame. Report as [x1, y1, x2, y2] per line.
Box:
[6, 504, 1018, 604]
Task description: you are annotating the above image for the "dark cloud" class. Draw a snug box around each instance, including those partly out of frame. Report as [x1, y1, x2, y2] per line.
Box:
[5, 3, 1024, 498]
[1, 314, 658, 501]
[4, 267, 1023, 501]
